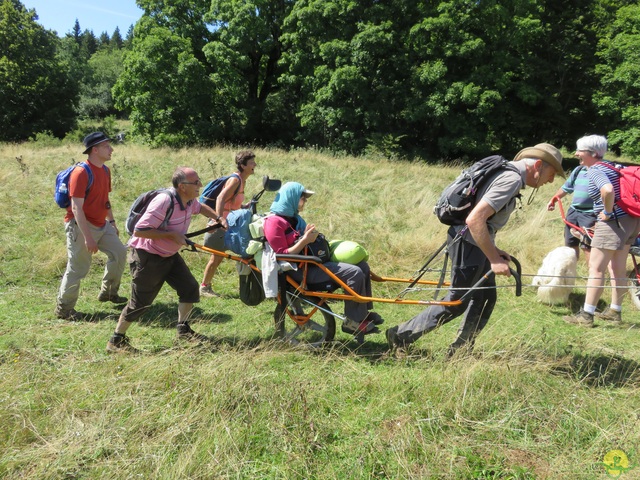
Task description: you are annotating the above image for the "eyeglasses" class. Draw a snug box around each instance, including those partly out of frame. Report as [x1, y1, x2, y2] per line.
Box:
[181, 180, 202, 186]
[576, 149, 595, 155]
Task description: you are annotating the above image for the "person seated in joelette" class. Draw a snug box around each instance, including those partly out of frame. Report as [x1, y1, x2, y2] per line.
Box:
[262, 181, 383, 335]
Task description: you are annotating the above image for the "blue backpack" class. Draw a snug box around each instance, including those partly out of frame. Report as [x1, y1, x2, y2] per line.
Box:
[224, 208, 253, 257]
[54, 162, 108, 208]
[199, 173, 241, 209]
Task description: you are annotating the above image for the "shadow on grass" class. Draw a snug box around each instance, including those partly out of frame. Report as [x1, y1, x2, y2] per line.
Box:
[551, 351, 640, 388]
[113, 304, 234, 328]
[94, 300, 639, 384]
[557, 292, 608, 314]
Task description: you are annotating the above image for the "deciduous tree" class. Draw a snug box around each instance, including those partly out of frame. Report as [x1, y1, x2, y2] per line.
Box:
[0, 0, 77, 140]
[113, 18, 215, 146]
[595, 3, 640, 158]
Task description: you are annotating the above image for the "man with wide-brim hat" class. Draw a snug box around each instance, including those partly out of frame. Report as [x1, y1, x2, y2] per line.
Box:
[387, 142, 563, 358]
[514, 142, 566, 179]
[55, 131, 127, 321]
[82, 132, 112, 155]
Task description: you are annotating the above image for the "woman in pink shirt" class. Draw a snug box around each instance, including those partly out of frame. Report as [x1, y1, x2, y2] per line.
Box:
[263, 182, 383, 336]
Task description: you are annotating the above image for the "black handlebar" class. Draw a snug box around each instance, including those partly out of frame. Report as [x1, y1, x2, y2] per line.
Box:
[458, 255, 522, 303]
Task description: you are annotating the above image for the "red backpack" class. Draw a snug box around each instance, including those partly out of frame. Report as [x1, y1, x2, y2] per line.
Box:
[597, 162, 640, 217]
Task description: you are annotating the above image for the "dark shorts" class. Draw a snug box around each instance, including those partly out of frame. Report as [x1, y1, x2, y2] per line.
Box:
[203, 223, 226, 251]
[121, 248, 199, 322]
[565, 208, 596, 249]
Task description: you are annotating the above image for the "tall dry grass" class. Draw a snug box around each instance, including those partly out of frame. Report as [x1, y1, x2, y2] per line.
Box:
[1, 141, 639, 479]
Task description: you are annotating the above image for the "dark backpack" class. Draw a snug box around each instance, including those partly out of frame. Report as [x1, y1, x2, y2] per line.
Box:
[54, 162, 108, 208]
[434, 155, 519, 225]
[596, 162, 640, 217]
[199, 173, 241, 209]
[125, 189, 175, 236]
[239, 266, 265, 306]
[304, 233, 332, 263]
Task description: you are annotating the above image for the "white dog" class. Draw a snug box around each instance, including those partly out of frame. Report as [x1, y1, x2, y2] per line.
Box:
[532, 246, 577, 305]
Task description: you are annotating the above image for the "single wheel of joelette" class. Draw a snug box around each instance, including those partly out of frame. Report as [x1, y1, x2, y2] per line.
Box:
[274, 291, 336, 347]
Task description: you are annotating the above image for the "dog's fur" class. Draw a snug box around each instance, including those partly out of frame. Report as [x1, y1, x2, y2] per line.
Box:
[532, 246, 577, 305]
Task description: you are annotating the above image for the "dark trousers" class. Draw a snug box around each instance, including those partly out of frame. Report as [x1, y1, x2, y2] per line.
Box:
[120, 248, 200, 322]
[290, 260, 373, 322]
[396, 228, 496, 353]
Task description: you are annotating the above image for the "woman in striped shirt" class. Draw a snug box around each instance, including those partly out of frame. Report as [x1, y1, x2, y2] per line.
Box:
[564, 135, 640, 327]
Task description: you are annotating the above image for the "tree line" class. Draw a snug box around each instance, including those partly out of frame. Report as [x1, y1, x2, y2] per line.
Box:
[2, 0, 639, 161]
[1, 0, 133, 139]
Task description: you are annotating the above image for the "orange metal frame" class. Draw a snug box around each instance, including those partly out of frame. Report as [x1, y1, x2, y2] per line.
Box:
[189, 242, 461, 308]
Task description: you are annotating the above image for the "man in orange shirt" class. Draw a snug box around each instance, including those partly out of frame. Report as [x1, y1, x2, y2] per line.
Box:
[55, 132, 127, 320]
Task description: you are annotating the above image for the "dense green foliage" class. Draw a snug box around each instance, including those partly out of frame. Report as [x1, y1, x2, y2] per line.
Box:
[0, 1, 131, 140]
[0, 0, 76, 139]
[2, 0, 640, 160]
[114, 0, 640, 159]
[595, 3, 640, 158]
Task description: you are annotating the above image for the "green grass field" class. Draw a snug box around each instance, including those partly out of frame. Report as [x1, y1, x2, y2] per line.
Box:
[1, 142, 639, 479]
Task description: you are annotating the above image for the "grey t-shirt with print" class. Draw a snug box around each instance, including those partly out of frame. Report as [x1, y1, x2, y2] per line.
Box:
[454, 160, 526, 245]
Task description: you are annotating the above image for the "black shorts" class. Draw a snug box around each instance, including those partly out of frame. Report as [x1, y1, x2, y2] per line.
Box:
[564, 208, 596, 249]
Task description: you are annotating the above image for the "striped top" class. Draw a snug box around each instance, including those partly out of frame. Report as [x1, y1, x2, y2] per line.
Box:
[562, 166, 593, 212]
[587, 161, 625, 218]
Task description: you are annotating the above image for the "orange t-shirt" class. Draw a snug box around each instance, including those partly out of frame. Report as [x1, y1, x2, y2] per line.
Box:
[64, 162, 111, 227]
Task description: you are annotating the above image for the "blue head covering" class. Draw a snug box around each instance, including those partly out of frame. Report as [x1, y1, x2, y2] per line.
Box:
[270, 181, 308, 233]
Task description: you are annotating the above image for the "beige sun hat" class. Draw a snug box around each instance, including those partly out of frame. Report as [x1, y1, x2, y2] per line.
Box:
[513, 143, 566, 178]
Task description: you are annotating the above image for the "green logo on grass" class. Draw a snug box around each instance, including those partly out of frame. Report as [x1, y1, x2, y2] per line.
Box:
[603, 450, 634, 478]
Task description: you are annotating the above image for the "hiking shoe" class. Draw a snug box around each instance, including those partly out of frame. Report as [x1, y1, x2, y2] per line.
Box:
[595, 307, 622, 324]
[55, 308, 85, 321]
[106, 334, 139, 353]
[199, 284, 221, 298]
[98, 292, 128, 304]
[563, 310, 595, 328]
[367, 311, 385, 325]
[342, 318, 379, 336]
[176, 323, 208, 341]
[385, 326, 399, 349]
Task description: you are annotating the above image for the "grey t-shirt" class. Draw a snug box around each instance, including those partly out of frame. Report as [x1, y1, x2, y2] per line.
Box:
[455, 160, 526, 244]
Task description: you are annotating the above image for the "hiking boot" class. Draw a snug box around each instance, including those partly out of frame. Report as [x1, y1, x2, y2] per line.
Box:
[55, 307, 85, 321]
[595, 307, 622, 324]
[199, 284, 221, 298]
[106, 334, 139, 353]
[98, 292, 128, 304]
[563, 310, 595, 328]
[385, 326, 399, 349]
[342, 318, 379, 336]
[366, 311, 385, 325]
[176, 323, 208, 341]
